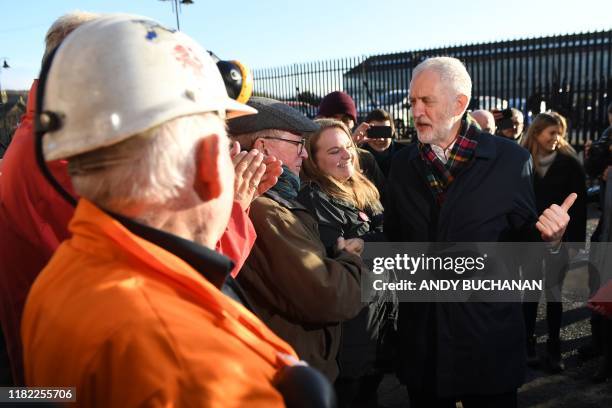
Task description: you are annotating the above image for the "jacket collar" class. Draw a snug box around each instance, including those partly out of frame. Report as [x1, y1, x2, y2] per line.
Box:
[408, 127, 497, 164]
[69, 199, 233, 289]
[110, 211, 234, 289]
[67, 199, 296, 364]
[264, 189, 308, 211]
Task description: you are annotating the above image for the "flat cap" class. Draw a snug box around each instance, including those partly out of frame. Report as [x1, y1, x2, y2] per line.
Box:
[228, 97, 319, 135]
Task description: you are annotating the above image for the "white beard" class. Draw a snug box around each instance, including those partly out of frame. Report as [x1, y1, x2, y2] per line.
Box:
[417, 115, 457, 146]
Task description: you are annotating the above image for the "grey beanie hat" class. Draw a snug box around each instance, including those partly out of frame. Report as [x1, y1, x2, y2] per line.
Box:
[228, 97, 319, 135]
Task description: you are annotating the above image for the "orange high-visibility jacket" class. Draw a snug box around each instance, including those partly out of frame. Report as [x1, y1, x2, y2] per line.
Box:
[22, 199, 296, 407]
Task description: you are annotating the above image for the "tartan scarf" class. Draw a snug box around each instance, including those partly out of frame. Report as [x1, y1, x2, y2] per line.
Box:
[418, 120, 479, 205]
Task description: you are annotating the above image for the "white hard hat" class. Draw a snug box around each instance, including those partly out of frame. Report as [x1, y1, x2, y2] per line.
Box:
[41, 14, 256, 161]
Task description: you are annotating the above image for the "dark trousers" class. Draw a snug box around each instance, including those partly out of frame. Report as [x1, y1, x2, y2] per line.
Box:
[600, 318, 612, 370]
[408, 390, 517, 408]
[335, 373, 383, 408]
[523, 301, 562, 341]
[522, 247, 569, 348]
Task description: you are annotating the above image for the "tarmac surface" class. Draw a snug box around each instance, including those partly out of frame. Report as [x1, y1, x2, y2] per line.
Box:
[377, 296, 612, 408]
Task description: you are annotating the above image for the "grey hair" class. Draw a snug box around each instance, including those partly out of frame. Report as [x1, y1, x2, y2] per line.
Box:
[69, 113, 225, 215]
[230, 129, 287, 150]
[43, 11, 100, 63]
[511, 108, 524, 120]
[412, 57, 472, 109]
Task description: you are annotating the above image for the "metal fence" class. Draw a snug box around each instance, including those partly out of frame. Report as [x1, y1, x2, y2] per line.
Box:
[253, 30, 612, 146]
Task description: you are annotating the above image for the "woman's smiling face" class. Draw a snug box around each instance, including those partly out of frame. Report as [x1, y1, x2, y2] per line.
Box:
[314, 127, 356, 182]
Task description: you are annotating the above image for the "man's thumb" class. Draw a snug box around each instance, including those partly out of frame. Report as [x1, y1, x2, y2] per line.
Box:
[560, 193, 578, 212]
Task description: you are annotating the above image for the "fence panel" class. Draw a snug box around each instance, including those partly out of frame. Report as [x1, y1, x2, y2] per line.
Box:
[253, 30, 611, 146]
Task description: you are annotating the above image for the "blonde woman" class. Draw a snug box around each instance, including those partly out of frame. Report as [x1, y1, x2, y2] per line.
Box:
[521, 112, 587, 373]
[299, 119, 384, 247]
[298, 119, 391, 408]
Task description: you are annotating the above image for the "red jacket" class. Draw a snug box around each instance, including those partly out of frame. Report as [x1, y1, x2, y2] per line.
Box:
[0, 80, 74, 385]
[0, 80, 256, 385]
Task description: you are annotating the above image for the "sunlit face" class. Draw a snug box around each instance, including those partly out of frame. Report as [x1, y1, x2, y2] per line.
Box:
[314, 127, 355, 182]
[500, 111, 524, 140]
[256, 131, 307, 176]
[536, 125, 561, 154]
[409, 70, 458, 146]
[365, 120, 393, 152]
[471, 111, 496, 134]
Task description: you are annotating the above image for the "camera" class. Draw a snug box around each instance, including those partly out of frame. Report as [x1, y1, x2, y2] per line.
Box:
[494, 108, 514, 131]
[367, 126, 394, 139]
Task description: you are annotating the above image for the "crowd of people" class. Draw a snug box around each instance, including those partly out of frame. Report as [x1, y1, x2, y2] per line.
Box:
[0, 11, 611, 408]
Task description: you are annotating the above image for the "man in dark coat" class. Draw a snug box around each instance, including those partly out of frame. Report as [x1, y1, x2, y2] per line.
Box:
[384, 57, 576, 407]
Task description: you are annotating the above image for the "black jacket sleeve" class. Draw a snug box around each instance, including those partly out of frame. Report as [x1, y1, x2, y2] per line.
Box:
[510, 153, 541, 242]
[565, 158, 588, 246]
[358, 149, 386, 197]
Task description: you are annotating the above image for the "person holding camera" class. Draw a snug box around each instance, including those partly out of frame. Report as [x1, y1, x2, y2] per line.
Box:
[521, 112, 587, 373]
[361, 109, 408, 177]
[493, 108, 525, 143]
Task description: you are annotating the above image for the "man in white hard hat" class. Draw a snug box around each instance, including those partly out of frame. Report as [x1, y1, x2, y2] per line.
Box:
[0, 11, 273, 388]
[20, 15, 321, 407]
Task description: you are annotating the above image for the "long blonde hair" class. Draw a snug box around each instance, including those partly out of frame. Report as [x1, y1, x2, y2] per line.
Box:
[522, 112, 577, 171]
[301, 119, 383, 213]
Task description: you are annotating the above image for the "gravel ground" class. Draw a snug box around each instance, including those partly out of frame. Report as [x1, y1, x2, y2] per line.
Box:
[375, 207, 612, 408]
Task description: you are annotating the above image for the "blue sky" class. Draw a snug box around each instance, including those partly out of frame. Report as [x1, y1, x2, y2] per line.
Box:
[0, 0, 610, 90]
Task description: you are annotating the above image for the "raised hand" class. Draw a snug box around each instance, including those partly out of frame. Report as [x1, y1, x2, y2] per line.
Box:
[351, 122, 370, 145]
[257, 155, 283, 196]
[232, 146, 266, 209]
[535, 193, 577, 245]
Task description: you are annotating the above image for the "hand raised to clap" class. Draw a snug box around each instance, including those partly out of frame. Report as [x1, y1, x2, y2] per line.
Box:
[231, 142, 283, 209]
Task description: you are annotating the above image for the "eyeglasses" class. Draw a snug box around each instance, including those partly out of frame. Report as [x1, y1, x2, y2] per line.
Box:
[261, 136, 306, 155]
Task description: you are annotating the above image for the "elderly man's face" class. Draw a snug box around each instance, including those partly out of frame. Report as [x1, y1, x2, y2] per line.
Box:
[409, 70, 458, 146]
[472, 111, 496, 134]
[257, 131, 308, 176]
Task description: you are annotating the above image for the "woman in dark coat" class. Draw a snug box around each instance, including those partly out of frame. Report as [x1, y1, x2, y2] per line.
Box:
[521, 112, 587, 372]
[298, 119, 392, 408]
